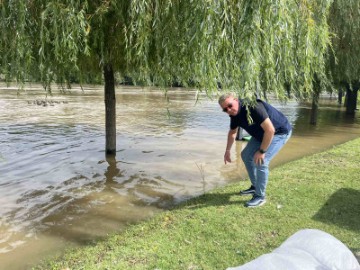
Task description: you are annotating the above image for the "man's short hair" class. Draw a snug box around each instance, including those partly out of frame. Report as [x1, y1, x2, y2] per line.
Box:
[218, 93, 235, 105]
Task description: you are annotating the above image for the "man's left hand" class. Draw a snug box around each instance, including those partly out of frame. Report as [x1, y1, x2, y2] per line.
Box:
[254, 151, 265, 165]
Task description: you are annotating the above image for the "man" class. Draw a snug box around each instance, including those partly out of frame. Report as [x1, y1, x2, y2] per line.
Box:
[219, 93, 292, 207]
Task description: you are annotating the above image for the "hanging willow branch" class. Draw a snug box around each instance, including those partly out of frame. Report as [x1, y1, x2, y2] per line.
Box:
[39, 1, 90, 89]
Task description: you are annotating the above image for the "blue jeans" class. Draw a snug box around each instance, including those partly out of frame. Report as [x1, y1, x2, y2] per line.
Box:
[241, 130, 292, 198]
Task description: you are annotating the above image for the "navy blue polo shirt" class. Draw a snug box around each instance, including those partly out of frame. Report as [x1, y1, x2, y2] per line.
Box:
[230, 99, 292, 142]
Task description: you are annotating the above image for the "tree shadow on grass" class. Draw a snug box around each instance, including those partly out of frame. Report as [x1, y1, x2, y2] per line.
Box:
[313, 188, 360, 233]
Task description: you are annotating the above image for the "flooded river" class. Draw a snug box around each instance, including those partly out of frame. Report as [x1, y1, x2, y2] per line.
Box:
[0, 84, 359, 269]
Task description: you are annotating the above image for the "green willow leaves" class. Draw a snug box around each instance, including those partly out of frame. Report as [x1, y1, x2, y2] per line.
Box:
[327, 0, 360, 85]
[0, 0, 357, 99]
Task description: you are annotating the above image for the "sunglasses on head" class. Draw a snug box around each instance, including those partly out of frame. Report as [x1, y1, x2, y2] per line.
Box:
[222, 102, 233, 112]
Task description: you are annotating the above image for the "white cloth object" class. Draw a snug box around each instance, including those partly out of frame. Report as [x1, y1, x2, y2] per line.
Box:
[227, 229, 360, 270]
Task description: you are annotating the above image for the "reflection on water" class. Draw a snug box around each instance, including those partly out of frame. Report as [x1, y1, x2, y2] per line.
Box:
[0, 84, 359, 269]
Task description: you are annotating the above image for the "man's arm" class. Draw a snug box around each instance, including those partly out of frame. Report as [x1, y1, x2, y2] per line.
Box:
[254, 118, 275, 165]
[224, 128, 238, 164]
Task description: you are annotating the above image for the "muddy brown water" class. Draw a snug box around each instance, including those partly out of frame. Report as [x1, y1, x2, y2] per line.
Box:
[0, 84, 359, 269]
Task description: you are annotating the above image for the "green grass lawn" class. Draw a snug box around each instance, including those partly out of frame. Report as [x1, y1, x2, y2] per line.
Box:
[34, 138, 360, 270]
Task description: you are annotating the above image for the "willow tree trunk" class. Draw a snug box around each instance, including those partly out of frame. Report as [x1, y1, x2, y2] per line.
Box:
[345, 83, 359, 115]
[338, 88, 343, 105]
[104, 63, 116, 156]
[310, 80, 320, 125]
[285, 82, 292, 99]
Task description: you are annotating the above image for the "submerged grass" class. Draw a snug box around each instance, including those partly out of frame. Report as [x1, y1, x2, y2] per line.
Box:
[34, 138, 360, 270]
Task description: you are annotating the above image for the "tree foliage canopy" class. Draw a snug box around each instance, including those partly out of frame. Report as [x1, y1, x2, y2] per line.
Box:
[0, 0, 357, 99]
[327, 0, 360, 85]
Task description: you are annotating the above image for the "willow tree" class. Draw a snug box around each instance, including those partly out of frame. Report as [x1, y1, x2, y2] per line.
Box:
[1, 0, 333, 155]
[327, 0, 360, 115]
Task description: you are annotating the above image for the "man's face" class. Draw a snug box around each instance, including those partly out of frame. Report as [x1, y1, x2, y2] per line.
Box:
[220, 97, 239, 116]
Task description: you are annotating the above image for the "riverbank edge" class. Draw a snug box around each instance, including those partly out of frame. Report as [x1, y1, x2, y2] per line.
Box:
[34, 137, 360, 270]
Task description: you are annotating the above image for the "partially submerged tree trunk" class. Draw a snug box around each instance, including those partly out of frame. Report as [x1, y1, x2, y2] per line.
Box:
[345, 82, 359, 115]
[104, 63, 116, 156]
[285, 82, 292, 99]
[236, 127, 243, 141]
[338, 88, 344, 105]
[310, 79, 321, 125]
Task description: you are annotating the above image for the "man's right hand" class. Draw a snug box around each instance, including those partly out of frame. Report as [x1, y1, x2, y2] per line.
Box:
[224, 150, 231, 164]
[224, 128, 237, 164]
